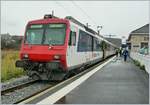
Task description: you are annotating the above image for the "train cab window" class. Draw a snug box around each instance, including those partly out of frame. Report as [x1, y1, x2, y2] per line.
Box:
[69, 31, 76, 46]
[25, 24, 44, 44]
[44, 24, 66, 45]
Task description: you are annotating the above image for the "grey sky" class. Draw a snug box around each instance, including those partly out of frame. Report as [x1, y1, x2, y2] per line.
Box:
[1, 1, 149, 40]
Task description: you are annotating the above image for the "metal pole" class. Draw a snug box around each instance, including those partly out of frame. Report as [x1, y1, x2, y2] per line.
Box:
[97, 25, 103, 35]
[86, 23, 88, 27]
[52, 10, 54, 17]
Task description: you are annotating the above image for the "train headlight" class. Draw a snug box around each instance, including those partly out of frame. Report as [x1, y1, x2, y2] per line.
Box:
[54, 55, 61, 60]
[23, 53, 28, 58]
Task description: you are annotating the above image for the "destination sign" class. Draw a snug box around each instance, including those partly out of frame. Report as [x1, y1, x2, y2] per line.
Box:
[49, 24, 65, 28]
[30, 24, 43, 28]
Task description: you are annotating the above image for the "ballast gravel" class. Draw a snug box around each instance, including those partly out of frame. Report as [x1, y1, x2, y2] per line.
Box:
[1, 82, 51, 104]
[1, 76, 31, 91]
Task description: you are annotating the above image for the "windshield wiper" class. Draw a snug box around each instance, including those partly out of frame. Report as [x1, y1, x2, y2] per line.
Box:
[48, 39, 53, 50]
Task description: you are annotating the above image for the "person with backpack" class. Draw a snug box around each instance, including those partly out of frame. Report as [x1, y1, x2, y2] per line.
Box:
[122, 48, 128, 62]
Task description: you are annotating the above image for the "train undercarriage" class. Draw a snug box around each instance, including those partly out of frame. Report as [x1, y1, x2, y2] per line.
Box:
[16, 54, 115, 81]
[16, 60, 70, 81]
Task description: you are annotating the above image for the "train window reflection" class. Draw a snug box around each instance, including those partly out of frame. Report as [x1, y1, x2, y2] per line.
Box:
[25, 29, 44, 44]
[78, 30, 92, 52]
[44, 24, 66, 45]
[25, 24, 66, 45]
[69, 31, 76, 46]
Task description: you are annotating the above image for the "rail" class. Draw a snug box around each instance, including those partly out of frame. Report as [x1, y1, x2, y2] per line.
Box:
[1, 79, 38, 95]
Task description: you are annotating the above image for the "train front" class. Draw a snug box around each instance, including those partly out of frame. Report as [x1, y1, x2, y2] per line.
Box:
[16, 16, 70, 80]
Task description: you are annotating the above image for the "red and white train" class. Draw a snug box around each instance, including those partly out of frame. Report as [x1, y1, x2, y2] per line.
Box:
[16, 15, 117, 80]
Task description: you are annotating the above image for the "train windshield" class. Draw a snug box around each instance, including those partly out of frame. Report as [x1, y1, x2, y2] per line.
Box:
[25, 24, 66, 45]
[25, 24, 44, 45]
[44, 24, 66, 45]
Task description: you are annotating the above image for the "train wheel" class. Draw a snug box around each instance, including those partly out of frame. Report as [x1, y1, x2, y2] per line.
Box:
[31, 73, 41, 80]
[63, 71, 71, 80]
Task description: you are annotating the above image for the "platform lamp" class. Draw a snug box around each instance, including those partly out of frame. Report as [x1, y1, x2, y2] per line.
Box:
[97, 25, 103, 35]
[86, 23, 91, 28]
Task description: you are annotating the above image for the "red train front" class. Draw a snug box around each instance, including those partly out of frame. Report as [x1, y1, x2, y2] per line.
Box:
[16, 15, 70, 80]
[16, 14, 117, 80]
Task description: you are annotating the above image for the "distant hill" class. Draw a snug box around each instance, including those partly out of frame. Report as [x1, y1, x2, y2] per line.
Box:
[1, 33, 23, 50]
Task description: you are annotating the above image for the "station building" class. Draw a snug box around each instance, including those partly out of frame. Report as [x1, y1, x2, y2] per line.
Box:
[127, 24, 149, 54]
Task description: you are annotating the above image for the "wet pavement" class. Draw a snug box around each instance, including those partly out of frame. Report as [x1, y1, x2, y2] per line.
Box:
[57, 57, 149, 104]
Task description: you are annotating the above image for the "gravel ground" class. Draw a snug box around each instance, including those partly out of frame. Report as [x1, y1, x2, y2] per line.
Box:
[1, 76, 31, 91]
[1, 82, 52, 104]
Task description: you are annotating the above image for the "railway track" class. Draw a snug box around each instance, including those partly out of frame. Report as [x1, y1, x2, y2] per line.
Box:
[1, 79, 59, 104]
[14, 82, 57, 104]
[1, 79, 38, 95]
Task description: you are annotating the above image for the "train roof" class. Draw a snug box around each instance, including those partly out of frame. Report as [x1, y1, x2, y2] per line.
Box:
[65, 16, 97, 35]
[27, 14, 118, 48]
[65, 16, 118, 48]
[28, 18, 69, 25]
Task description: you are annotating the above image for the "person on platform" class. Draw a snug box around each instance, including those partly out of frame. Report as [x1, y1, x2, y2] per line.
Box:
[122, 48, 128, 62]
[119, 48, 122, 57]
[116, 49, 119, 57]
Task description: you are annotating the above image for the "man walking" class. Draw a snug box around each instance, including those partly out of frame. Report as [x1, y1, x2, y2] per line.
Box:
[122, 48, 128, 62]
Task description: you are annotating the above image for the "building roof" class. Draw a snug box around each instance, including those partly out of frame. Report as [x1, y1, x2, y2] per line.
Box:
[128, 24, 149, 41]
[131, 24, 149, 34]
[105, 37, 122, 48]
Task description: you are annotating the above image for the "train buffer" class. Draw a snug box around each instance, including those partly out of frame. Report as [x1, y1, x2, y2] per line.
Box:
[55, 57, 149, 104]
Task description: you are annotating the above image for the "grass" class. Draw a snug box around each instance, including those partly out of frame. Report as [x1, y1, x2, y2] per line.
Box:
[133, 59, 146, 71]
[1, 50, 25, 82]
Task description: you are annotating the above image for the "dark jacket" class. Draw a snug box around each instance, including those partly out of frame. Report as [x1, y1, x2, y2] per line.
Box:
[123, 50, 128, 56]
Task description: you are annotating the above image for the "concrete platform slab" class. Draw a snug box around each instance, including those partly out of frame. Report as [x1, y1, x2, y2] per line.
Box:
[57, 57, 149, 104]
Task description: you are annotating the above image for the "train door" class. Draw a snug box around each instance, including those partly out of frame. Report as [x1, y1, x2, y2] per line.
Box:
[67, 30, 77, 67]
[85, 33, 93, 63]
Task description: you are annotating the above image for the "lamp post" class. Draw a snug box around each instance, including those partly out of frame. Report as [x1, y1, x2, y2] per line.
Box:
[97, 25, 103, 35]
[86, 23, 91, 28]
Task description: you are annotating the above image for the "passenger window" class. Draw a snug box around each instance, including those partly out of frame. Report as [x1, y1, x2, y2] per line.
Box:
[69, 31, 76, 46]
[93, 38, 101, 51]
[77, 30, 92, 52]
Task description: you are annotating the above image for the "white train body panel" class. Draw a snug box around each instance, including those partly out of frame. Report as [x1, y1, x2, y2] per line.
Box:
[66, 21, 103, 69]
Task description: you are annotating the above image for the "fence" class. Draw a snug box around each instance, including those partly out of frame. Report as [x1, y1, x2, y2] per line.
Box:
[130, 52, 150, 73]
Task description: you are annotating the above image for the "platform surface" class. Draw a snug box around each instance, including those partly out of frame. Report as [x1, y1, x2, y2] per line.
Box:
[57, 57, 149, 104]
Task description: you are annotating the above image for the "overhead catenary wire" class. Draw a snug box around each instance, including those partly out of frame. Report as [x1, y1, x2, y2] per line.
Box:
[71, 0, 98, 29]
[54, 1, 74, 17]
[54, 1, 90, 28]
[54, 1, 100, 32]
[52, 1, 117, 39]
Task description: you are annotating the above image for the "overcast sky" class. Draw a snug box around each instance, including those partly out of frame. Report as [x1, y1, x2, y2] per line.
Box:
[1, 1, 149, 40]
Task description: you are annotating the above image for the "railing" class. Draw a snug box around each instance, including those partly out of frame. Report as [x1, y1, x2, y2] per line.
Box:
[130, 52, 150, 73]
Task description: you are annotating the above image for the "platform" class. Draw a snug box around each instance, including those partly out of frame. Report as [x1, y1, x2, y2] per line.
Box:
[57, 57, 149, 104]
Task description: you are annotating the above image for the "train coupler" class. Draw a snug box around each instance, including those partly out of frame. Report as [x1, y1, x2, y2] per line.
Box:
[15, 60, 25, 68]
